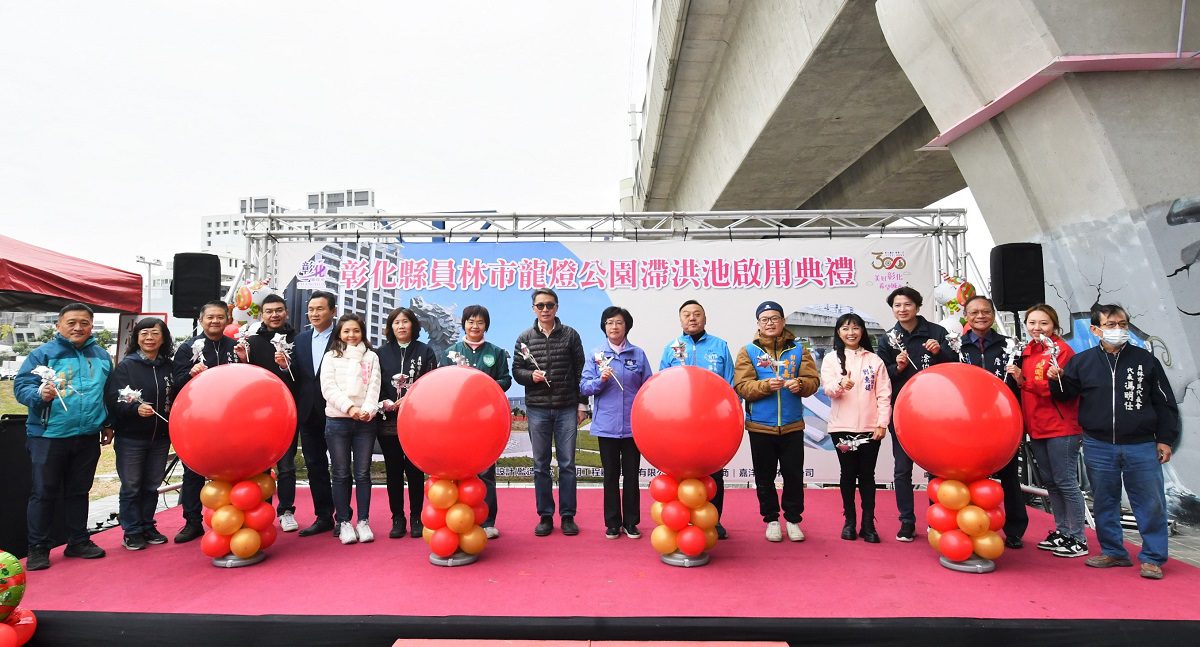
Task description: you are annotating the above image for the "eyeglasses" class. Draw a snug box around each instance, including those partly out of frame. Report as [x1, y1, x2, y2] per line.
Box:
[533, 302, 557, 310]
[965, 310, 994, 317]
[1098, 321, 1129, 329]
[758, 316, 782, 324]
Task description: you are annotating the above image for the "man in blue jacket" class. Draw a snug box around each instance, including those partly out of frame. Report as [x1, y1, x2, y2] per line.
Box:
[659, 299, 735, 539]
[14, 303, 113, 570]
[1049, 304, 1179, 580]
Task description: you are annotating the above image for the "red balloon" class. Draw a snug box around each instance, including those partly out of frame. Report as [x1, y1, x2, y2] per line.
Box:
[200, 529, 232, 558]
[258, 523, 278, 549]
[471, 502, 490, 525]
[676, 525, 707, 557]
[938, 529, 974, 562]
[242, 501, 275, 531]
[172, 364, 298, 482]
[457, 477, 487, 507]
[927, 477, 944, 503]
[892, 364, 1022, 483]
[701, 475, 717, 501]
[649, 474, 679, 503]
[0, 623, 17, 647]
[429, 527, 460, 558]
[420, 502, 447, 530]
[229, 480, 264, 511]
[396, 367, 510, 480]
[969, 479, 1004, 510]
[660, 500, 691, 531]
[424, 478, 435, 495]
[3, 607, 36, 646]
[926, 502, 958, 533]
[222, 323, 239, 339]
[631, 367, 743, 479]
[203, 507, 214, 529]
[986, 506, 1006, 532]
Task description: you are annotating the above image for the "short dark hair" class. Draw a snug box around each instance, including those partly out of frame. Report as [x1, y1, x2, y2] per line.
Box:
[330, 313, 373, 356]
[461, 305, 491, 331]
[200, 301, 228, 317]
[886, 287, 924, 308]
[962, 295, 995, 312]
[57, 302, 94, 321]
[261, 293, 286, 308]
[679, 299, 703, 313]
[384, 307, 422, 343]
[600, 306, 633, 333]
[531, 288, 558, 305]
[1091, 303, 1128, 327]
[128, 317, 175, 358]
[308, 290, 336, 310]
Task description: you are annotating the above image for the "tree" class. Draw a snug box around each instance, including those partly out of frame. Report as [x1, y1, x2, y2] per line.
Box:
[0, 323, 13, 344]
[13, 341, 31, 355]
[37, 326, 55, 343]
[96, 329, 115, 348]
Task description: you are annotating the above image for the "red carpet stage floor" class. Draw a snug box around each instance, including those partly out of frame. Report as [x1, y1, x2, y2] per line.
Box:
[21, 488, 1200, 646]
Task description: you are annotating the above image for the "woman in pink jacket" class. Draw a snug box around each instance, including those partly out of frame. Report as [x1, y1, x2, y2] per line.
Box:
[821, 313, 893, 543]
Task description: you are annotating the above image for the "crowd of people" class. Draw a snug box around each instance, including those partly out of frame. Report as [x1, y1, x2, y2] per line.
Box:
[12, 286, 1180, 579]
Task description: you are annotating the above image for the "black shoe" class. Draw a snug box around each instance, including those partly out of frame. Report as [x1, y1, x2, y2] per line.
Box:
[561, 516, 579, 536]
[143, 528, 168, 545]
[64, 539, 106, 559]
[26, 545, 50, 571]
[841, 523, 857, 541]
[716, 524, 728, 540]
[410, 518, 424, 539]
[299, 518, 334, 537]
[123, 534, 147, 551]
[174, 522, 203, 544]
[534, 516, 554, 536]
[605, 527, 620, 539]
[390, 518, 407, 539]
[1004, 536, 1024, 549]
[896, 521, 916, 542]
[860, 521, 881, 544]
[623, 524, 641, 539]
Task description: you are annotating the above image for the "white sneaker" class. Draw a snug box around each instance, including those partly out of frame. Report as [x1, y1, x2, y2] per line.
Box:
[786, 521, 805, 542]
[484, 526, 500, 539]
[355, 520, 374, 543]
[338, 522, 357, 545]
[279, 512, 299, 533]
[765, 520, 783, 542]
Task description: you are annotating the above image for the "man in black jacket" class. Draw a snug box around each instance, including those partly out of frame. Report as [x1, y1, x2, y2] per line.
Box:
[289, 291, 337, 537]
[1049, 304, 1179, 580]
[171, 301, 239, 542]
[513, 289, 587, 537]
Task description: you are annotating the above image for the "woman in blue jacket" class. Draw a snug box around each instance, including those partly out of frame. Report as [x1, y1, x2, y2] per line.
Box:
[104, 317, 174, 551]
[580, 306, 654, 539]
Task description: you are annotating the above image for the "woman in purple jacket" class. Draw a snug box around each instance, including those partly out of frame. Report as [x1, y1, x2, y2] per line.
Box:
[580, 306, 655, 540]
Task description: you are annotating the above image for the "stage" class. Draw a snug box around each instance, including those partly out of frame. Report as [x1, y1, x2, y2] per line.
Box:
[20, 488, 1200, 646]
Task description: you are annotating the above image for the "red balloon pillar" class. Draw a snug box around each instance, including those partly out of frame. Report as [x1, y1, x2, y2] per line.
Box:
[198, 473, 280, 564]
[396, 366, 511, 566]
[632, 366, 743, 567]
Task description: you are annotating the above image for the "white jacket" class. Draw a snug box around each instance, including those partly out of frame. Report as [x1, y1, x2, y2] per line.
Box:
[320, 343, 382, 419]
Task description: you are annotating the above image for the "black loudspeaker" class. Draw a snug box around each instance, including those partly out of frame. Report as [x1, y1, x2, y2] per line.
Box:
[990, 242, 1045, 311]
[172, 253, 222, 319]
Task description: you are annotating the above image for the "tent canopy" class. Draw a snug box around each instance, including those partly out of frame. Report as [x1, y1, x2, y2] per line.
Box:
[0, 234, 142, 314]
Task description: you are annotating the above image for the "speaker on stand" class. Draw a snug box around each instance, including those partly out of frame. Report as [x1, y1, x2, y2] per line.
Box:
[172, 253, 222, 326]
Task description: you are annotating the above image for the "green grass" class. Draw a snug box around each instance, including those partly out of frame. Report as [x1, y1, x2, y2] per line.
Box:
[0, 381, 22, 416]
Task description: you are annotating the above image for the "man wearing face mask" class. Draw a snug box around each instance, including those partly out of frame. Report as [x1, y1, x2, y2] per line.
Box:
[1049, 304, 1179, 580]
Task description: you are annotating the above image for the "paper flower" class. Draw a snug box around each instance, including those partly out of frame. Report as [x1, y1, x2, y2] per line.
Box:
[593, 351, 624, 390]
[885, 330, 905, 352]
[190, 339, 206, 365]
[32, 365, 68, 411]
[447, 350, 470, 367]
[519, 342, 550, 385]
[944, 329, 965, 362]
[392, 372, 409, 393]
[670, 339, 686, 361]
[270, 333, 295, 379]
[117, 386, 169, 422]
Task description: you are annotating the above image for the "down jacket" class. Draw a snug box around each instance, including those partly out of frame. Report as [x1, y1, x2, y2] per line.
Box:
[320, 343, 382, 419]
[513, 318, 586, 409]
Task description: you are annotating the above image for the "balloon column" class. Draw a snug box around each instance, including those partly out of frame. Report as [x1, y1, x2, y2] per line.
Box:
[632, 366, 743, 567]
[230, 277, 277, 327]
[171, 364, 298, 566]
[1, 550, 36, 646]
[932, 274, 975, 334]
[396, 366, 511, 566]
[892, 363, 1023, 572]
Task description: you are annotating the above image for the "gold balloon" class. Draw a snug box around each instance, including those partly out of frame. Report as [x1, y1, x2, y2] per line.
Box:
[211, 504, 245, 536]
[972, 531, 1005, 560]
[422, 526, 435, 544]
[200, 480, 232, 510]
[703, 527, 718, 549]
[927, 528, 942, 551]
[229, 527, 262, 559]
[459, 526, 488, 555]
[677, 478, 708, 509]
[445, 503, 476, 534]
[250, 473, 276, 500]
[936, 480, 970, 510]
[650, 502, 663, 525]
[650, 524, 678, 555]
[956, 505, 990, 537]
[690, 502, 719, 530]
[427, 479, 459, 509]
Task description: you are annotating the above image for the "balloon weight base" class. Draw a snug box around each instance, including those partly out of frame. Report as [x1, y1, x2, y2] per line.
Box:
[211, 551, 267, 568]
[939, 555, 995, 573]
[660, 550, 710, 568]
[430, 550, 479, 567]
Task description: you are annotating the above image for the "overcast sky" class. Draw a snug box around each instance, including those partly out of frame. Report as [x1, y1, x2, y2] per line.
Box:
[1, 1, 652, 271]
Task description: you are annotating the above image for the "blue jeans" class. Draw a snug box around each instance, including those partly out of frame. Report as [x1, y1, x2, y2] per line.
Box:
[1030, 434, 1086, 541]
[1082, 437, 1168, 565]
[26, 434, 101, 547]
[114, 433, 171, 536]
[274, 429, 298, 515]
[325, 418, 376, 524]
[527, 406, 577, 518]
[890, 425, 915, 524]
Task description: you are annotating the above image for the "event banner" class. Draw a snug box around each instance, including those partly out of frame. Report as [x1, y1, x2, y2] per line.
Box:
[275, 238, 936, 485]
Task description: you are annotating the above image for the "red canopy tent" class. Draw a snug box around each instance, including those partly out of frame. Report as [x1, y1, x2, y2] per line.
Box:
[0, 233, 142, 313]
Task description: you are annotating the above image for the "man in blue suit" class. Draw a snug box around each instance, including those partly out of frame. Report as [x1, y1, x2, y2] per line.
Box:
[290, 291, 338, 536]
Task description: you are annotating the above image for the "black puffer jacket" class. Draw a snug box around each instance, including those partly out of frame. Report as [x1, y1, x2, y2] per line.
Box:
[105, 352, 173, 439]
[245, 323, 297, 392]
[513, 318, 586, 409]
